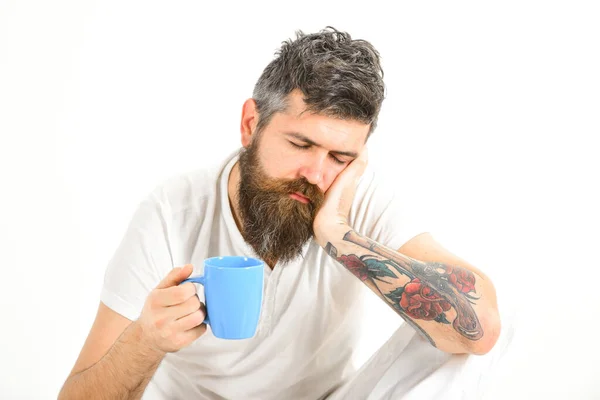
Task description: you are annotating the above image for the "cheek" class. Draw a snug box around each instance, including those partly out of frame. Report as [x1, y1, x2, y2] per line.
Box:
[259, 149, 296, 179]
[320, 168, 342, 192]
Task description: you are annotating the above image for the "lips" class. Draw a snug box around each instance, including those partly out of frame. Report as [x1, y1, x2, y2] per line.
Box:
[289, 192, 310, 204]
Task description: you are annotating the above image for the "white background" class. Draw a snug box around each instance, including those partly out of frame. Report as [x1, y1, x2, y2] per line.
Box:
[1, 1, 599, 398]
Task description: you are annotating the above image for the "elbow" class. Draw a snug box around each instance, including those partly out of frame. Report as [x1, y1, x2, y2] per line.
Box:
[469, 308, 501, 355]
[57, 382, 71, 400]
[58, 377, 77, 400]
[57, 373, 81, 400]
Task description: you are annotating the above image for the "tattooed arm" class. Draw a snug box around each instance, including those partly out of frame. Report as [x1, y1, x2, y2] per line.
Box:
[321, 224, 501, 355]
[312, 150, 500, 354]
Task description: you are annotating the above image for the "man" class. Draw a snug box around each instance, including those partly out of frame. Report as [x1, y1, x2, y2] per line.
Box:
[59, 27, 501, 399]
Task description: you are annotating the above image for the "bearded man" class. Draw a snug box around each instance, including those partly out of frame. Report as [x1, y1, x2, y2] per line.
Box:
[59, 27, 501, 400]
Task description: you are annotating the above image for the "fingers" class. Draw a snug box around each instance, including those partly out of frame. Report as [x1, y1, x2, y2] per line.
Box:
[157, 283, 197, 307]
[349, 147, 368, 182]
[139, 265, 208, 353]
[356, 146, 369, 163]
[176, 303, 207, 331]
[156, 264, 194, 289]
[332, 147, 368, 198]
[156, 292, 202, 327]
[171, 293, 203, 319]
[179, 322, 208, 346]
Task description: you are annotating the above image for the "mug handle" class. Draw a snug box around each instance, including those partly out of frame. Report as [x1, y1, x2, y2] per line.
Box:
[180, 275, 210, 325]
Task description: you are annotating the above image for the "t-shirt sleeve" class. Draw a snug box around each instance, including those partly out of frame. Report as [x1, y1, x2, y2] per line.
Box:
[349, 168, 428, 251]
[100, 193, 174, 321]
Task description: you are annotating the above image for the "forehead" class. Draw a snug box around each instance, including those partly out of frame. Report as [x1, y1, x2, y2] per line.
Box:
[272, 90, 370, 148]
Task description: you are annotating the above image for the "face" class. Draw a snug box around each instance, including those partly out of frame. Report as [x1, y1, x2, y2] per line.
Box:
[237, 90, 370, 265]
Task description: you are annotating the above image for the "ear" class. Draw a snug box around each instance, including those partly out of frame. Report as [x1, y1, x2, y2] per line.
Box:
[240, 98, 258, 147]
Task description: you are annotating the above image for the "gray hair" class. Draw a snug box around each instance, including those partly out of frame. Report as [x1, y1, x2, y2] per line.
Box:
[252, 27, 385, 137]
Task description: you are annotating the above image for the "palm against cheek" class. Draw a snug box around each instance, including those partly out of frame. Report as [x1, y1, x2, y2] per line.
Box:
[313, 151, 368, 239]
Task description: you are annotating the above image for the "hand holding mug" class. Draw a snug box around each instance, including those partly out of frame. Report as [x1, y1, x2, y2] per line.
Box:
[136, 264, 207, 354]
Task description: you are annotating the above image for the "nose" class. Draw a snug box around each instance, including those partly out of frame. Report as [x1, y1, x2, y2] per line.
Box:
[298, 153, 325, 188]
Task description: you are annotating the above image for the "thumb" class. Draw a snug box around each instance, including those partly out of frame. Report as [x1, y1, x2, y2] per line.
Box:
[156, 264, 194, 289]
[336, 149, 368, 215]
[348, 147, 368, 184]
[333, 148, 369, 199]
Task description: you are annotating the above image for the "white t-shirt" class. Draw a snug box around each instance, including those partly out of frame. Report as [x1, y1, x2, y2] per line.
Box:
[101, 151, 424, 400]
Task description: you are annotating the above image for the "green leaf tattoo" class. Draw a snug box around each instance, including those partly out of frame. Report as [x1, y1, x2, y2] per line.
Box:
[363, 258, 396, 279]
[384, 287, 405, 301]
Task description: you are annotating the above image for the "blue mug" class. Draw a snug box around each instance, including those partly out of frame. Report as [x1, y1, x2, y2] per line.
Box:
[181, 256, 264, 340]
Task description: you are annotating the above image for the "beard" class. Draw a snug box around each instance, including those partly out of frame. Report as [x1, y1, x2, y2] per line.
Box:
[237, 138, 325, 266]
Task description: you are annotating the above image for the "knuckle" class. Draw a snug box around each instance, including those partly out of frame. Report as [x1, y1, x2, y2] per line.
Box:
[184, 282, 196, 297]
[147, 290, 159, 305]
[159, 326, 172, 340]
[149, 302, 160, 314]
[154, 315, 168, 329]
[188, 295, 201, 312]
[191, 310, 205, 326]
[174, 288, 188, 304]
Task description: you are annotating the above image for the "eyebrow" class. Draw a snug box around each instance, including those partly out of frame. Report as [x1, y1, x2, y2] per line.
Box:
[285, 132, 359, 158]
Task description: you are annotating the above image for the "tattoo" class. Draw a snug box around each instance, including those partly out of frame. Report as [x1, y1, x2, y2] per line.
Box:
[325, 242, 338, 258]
[326, 231, 483, 345]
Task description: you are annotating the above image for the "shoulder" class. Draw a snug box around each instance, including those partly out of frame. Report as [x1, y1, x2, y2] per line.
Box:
[351, 164, 397, 216]
[145, 152, 237, 218]
[349, 162, 428, 249]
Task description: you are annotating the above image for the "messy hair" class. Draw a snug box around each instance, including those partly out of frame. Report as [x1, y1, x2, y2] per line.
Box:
[252, 27, 385, 136]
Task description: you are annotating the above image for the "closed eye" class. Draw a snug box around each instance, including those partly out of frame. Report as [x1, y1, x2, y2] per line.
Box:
[289, 141, 311, 150]
[290, 141, 348, 165]
[329, 154, 346, 165]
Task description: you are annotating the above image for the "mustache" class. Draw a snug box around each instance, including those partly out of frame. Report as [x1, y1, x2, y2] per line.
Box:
[265, 178, 325, 204]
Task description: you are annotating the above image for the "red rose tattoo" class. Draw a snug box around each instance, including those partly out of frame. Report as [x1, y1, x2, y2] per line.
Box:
[442, 266, 476, 293]
[337, 254, 368, 281]
[326, 232, 485, 343]
[400, 278, 452, 321]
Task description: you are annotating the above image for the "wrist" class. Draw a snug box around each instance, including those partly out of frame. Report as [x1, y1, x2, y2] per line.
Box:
[127, 320, 167, 360]
[314, 222, 352, 249]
